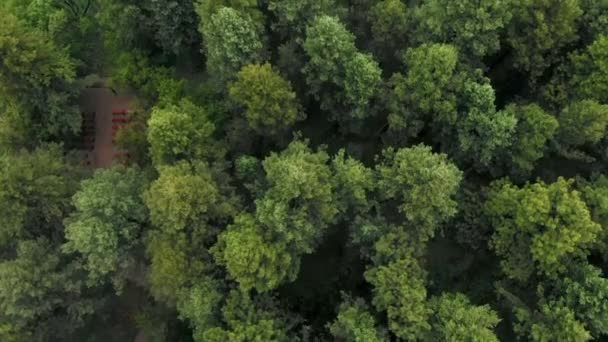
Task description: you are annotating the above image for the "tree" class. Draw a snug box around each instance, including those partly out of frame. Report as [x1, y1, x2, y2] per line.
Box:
[388, 43, 460, 137]
[376, 145, 463, 242]
[256, 140, 337, 254]
[0, 9, 80, 143]
[455, 80, 516, 168]
[198, 290, 289, 342]
[145, 231, 208, 304]
[500, 103, 559, 175]
[147, 99, 217, 166]
[144, 161, 234, 237]
[369, 0, 409, 65]
[579, 0, 608, 43]
[0, 145, 81, 250]
[552, 264, 608, 337]
[486, 178, 602, 282]
[529, 302, 591, 342]
[97, 0, 200, 56]
[332, 150, 376, 215]
[214, 140, 338, 292]
[365, 256, 430, 340]
[196, 0, 263, 30]
[507, 0, 582, 82]
[201, 6, 264, 84]
[557, 100, 608, 147]
[212, 214, 295, 292]
[414, 0, 512, 58]
[63, 166, 148, 289]
[4, 0, 101, 71]
[268, 0, 343, 38]
[0, 239, 96, 341]
[176, 276, 224, 339]
[343, 52, 382, 120]
[303, 16, 381, 121]
[567, 35, 608, 104]
[143, 160, 236, 303]
[229, 63, 303, 135]
[427, 293, 500, 341]
[328, 297, 386, 342]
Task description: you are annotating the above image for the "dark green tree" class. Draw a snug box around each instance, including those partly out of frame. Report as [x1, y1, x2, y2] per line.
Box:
[0, 10, 80, 144]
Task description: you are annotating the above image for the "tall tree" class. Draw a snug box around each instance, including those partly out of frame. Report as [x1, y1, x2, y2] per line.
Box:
[499, 103, 559, 175]
[229, 63, 303, 135]
[414, 0, 512, 58]
[0, 239, 97, 341]
[214, 140, 337, 291]
[0, 10, 80, 144]
[147, 99, 218, 166]
[557, 100, 608, 148]
[201, 6, 264, 84]
[97, 0, 200, 56]
[427, 293, 500, 341]
[486, 178, 602, 282]
[0, 145, 81, 250]
[365, 255, 430, 340]
[328, 297, 386, 342]
[63, 166, 148, 290]
[388, 43, 461, 138]
[567, 35, 608, 104]
[303, 16, 382, 122]
[376, 145, 463, 242]
[507, 0, 582, 82]
[369, 0, 410, 66]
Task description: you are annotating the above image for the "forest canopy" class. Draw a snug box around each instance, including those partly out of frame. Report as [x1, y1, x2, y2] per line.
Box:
[2, 0, 608, 341]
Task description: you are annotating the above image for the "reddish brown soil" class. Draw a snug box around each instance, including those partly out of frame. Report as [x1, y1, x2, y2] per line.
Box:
[79, 88, 133, 168]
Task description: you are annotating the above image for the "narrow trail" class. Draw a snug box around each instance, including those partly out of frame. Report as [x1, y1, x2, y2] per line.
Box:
[79, 87, 133, 168]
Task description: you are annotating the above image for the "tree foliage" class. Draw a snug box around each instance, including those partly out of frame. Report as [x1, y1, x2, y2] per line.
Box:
[487, 178, 601, 282]
[0, 9, 80, 143]
[147, 99, 217, 166]
[303, 16, 381, 121]
[201, 6, 264, 84]
[415, 0, 512, 57]
[427, 293, 500, 341]
[229, 63, 303, 135]
[63, 166, 148, 288]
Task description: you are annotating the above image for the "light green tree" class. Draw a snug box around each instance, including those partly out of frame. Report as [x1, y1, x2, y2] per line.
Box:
[147, 99, 217, 166]
[303, 16, 381, 121]
[365, 256, 430, 340]
[415, 0, 512, 57]
[63, 166, 148, 289]
[487, 178, 602, 282]
[567, 35, 608, 104]
[212, 214, 295, 292]
[427, 293, 500, 341]
[144, 161, 234, 236]
[388, 43, 460, 137]
[201, 6, 264, 84]
[500, 103, 559, 175]
[0, 9, 80, 143]
[329, 297, 386, 342]
[229, 63, 303, 135]
[557, 100, 608, 147]
[376, 145, 463, 241]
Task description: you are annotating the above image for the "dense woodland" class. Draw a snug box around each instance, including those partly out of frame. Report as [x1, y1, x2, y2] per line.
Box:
[2, 0, 608, 341]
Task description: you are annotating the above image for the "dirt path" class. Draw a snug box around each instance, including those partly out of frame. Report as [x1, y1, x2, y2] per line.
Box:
[79, 87, 133, 168]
